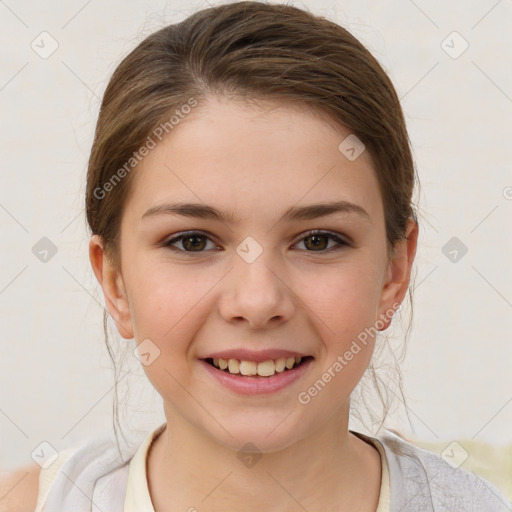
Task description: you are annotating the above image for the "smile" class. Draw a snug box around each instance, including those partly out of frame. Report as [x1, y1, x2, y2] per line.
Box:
[199, 354, 314, 395]
[205, 356, 312, 377]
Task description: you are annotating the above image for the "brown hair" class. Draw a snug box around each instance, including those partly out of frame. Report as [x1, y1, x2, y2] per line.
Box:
[85, 1, 420, 453]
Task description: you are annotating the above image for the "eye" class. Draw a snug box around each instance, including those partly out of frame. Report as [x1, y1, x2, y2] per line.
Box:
[294, 230, 350, 252]
[165, 231, 218, 253]
[163, 229, 351, 255]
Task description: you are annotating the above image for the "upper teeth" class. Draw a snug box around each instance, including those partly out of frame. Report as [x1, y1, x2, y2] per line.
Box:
[212, 356, 303, 377]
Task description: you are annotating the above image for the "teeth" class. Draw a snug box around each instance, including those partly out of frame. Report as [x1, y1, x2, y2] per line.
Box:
[275, 357, 286, 372]
[210, 356, 304, 376]
[239, 360, 257, 376]
[257, 360, 276, 377]
[228, 359, 239, 374]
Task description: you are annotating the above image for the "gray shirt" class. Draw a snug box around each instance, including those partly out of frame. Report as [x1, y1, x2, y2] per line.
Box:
[37, 427, 512, 511]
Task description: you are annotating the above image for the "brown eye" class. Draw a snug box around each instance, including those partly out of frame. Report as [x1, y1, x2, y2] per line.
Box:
[166, 232, 216, 253]
[295, 230, 349, 252]
[303, 234, 329, 251]
[181, 234, 207, 251]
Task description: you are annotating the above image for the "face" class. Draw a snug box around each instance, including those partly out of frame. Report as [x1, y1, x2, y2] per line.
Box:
[91, 95, 416, 453]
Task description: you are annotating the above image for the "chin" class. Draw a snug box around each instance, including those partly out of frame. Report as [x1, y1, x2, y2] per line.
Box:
[202, 414, 310, 455]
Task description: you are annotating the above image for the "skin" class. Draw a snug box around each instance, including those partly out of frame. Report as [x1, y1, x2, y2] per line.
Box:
[90, 95, 418, 511]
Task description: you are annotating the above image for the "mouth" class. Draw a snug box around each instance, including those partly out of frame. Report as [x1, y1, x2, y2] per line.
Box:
[202, 355, 314, 377]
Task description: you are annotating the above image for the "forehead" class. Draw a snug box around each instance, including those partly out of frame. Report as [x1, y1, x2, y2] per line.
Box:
[123, 96, 383, 225]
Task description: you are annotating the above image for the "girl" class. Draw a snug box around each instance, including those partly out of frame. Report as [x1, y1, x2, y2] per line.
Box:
[10, 1, 511, 511]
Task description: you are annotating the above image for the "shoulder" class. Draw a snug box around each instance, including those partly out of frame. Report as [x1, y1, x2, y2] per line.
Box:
[0, 464, 41, 512]
[0, 432, 135, 512]
[374, 430, 512, 511]
[33, 433, 136, 510]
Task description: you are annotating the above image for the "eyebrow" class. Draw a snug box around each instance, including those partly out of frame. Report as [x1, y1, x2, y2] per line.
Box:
[142, 200, 371, 224]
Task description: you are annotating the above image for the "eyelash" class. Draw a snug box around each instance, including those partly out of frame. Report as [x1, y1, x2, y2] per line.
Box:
[163, 229, 351, 255]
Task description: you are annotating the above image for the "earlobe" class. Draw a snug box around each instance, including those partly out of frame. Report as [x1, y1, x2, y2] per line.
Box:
[376, 217, 418, 330]
[88, 235, 134, 339]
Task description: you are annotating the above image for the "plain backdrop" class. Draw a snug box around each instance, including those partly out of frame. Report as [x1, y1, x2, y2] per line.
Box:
[1, 0, 511, 471]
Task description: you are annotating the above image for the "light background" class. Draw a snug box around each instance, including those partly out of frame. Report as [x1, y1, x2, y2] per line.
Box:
[1, 0, 511, 472]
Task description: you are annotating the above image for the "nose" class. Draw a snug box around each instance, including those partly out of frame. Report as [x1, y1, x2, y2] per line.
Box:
[218, 250, 295, 330]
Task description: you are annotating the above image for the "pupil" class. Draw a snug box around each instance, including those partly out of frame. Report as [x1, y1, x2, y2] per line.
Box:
[184, 235, 205, 251]
[307, 235, 327, 250]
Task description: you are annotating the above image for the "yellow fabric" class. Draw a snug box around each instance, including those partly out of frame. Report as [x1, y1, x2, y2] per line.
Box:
[124, 423, 391, 511]
[373, 436, 391, 512]
[124, 422, 166, 511]
[35, 447, 77, 512]
[412, 437, 512, 502]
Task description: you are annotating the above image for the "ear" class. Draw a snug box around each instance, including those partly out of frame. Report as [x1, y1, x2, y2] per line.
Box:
[376, 217, 418, 330]
[89, 234, 134, 339]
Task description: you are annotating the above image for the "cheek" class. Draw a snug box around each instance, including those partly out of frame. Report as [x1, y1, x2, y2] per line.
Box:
[127, 260, 215, 345]
[298, 262, 383, 402]
[294, 268, 380, 412]
[301, 262, 382, 337]
[126, 262, 215, 396]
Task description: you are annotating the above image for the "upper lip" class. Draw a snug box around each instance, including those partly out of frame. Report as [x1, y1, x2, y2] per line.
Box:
[200, 349, 312, 363]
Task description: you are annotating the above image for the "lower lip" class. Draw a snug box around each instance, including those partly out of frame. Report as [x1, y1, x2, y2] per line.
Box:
[199, 358, 314, 395]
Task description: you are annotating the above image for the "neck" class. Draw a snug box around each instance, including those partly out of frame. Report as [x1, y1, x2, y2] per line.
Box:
[146, 403, 382, 512]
